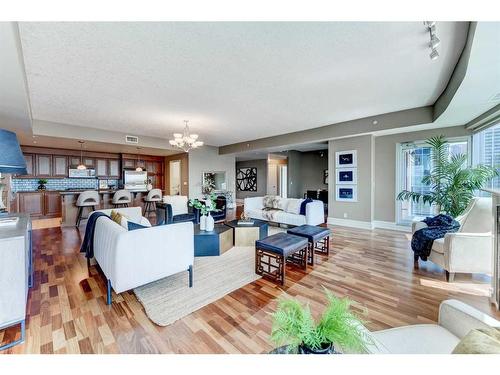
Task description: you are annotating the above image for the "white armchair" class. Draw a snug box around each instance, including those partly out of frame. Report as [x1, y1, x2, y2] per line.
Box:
[412, 197, 493, 281]
[361, 299, 500, 354]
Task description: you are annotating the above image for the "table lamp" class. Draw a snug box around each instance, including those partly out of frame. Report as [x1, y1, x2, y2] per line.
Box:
[0, 129, 27, 214]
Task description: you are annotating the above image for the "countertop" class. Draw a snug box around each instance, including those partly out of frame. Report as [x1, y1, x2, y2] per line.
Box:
[15, 189, 151, 195]
[482, 188, 500, 196]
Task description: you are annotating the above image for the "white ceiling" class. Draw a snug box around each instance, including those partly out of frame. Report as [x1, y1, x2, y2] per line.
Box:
[17, 22, 468, 147]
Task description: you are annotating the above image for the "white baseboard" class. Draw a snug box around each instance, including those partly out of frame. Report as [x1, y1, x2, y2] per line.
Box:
[372, 220, 411, 232]
[327, 217, 374, 230]
[327, 217, 411, 232]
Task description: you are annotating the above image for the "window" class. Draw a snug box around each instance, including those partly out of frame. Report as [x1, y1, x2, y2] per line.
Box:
[473, 122, 500, 193]
[396, 138, 469, 225]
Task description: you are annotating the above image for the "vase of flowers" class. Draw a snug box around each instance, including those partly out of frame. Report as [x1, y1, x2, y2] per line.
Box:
[205, 212, 214, 231]
[189, 194, 220, 231]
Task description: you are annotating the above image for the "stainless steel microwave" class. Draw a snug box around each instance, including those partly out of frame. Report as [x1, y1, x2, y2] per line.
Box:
[68, 168, 96, 178]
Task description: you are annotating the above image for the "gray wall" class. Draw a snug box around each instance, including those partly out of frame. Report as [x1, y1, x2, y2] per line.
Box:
[235, 159, 268, 199]
[287, 151, 302, 198]
[328, 135, 374, 222]
[374, 126, 471, 222]
[188, 146, 236, 199]
[298, 151, 328, 194]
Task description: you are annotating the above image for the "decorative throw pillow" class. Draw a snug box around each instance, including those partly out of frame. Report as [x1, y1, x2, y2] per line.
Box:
[110, 210, 123, 225]
[300, 198, 313, 215]
[127, 221, 149, 231]
[286, 198, 304, 215]
[452, 328, 500, 354]
[263, 195, 276, 209]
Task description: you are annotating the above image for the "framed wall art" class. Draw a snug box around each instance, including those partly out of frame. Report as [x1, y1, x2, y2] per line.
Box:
[335, 150, 357, 168]
[236, 167, 257, 192]
[335, 185, 357, 202]
[336, 168, 357, 185]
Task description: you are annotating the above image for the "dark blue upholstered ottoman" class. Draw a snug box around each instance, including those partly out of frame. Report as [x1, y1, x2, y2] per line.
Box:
[287, 225, 331, 265]
[255, 232, 309, 285]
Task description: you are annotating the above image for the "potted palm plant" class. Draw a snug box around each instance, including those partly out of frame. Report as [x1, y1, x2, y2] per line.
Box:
[270, 288, 370, 354]
[397, 135, 498, 218]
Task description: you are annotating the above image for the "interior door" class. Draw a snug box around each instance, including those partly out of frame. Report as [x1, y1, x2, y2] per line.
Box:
[267, 164, 278, 195]
[169, 160, 181, 195]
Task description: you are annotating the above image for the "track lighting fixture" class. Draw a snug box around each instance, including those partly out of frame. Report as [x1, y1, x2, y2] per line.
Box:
[424, 21, 440, 61]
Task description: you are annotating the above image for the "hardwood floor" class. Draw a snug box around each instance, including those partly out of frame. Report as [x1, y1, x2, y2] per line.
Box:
[1, 210, 498, 354]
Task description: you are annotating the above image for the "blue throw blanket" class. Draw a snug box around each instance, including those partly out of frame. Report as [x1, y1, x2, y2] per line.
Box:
[411, 214, 460, 261]
[80, 212, 111, 259]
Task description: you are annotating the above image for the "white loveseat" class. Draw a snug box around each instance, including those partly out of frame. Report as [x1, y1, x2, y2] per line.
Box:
[91, 207, 194, 304]
[362, 299, 500, 354]
[244, 196, 324, 226]
[412, 197, 493, 281]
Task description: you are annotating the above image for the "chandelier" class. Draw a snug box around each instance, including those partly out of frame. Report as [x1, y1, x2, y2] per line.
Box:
[169, 120, 204, 152]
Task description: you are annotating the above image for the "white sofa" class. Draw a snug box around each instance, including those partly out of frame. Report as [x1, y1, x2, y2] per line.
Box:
[363, 299, 500, 354]
[91, 207, 194, 304]
[244, 196, 324, 226]
[412, 197, 493, 281]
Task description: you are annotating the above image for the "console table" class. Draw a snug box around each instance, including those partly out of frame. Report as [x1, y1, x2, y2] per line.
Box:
[0, 213, 32, 351]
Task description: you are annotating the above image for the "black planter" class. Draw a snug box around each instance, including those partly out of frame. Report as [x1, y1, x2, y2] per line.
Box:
[37, 185, 46, 191]
[299, 343, 335, 354]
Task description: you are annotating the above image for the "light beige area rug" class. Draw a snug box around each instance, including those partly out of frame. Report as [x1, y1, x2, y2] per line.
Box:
[133, 246, 261, 326]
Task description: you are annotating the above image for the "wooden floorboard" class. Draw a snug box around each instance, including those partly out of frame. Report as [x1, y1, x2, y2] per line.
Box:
[1, 209, 499, 353]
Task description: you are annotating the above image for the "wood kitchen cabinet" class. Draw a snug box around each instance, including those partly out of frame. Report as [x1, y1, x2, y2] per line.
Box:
[123, 159, 136, 169]
[83, 158, 95, 168]
[35, 154, 52, 177]
[22, 154, 35, 177]
[44, 191, 62, 217]
[16, 191, 62, 218]
[96, 159, 108, 177]
[69, 156, 81, 168]
[53, 156, 68, 177]
[17, 192, 44, 218]
[108, 159, 120, 178]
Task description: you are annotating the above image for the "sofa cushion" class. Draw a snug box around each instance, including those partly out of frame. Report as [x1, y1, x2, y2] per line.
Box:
[372, 324, 460, 354]
[452, 327, 500, 354]
[432, 238, 445, 254]
[287, 225, 331, 243]
[127, 221, 149, 231]
[286, 198, 304, 215]
[162, 195, 188, 216]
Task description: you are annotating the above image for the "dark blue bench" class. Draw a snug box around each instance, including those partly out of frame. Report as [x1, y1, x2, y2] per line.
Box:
[255, 232, 309, 285]
[287, 225, 331, 265]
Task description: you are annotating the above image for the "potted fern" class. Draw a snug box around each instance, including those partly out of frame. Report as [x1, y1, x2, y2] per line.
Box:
[397, 135, 498, 218]
[270, 288, 370, 354]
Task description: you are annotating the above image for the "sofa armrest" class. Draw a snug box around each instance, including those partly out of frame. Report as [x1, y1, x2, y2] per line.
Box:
[412, 220, 428, 234]
[305, 200, 325, 225]
[438, 299, 500, 339]
[443, 232, 493, 274]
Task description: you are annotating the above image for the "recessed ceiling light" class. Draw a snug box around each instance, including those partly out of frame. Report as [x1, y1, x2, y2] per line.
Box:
[372, 120, 378, 125]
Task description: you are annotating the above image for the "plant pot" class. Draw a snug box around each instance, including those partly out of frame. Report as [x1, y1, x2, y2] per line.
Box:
[199, 215, 207, 231]
[37, 185, 46, 191]
[205, 213, 215, 232]
[298, 343, 335, 354]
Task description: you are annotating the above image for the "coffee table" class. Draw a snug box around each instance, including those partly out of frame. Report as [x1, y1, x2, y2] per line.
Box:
[193, 224, 233, 257]
[225, 219, 269, 247]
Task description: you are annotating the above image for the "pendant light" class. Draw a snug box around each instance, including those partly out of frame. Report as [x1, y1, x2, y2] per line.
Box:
[77, 141, 87, 170]
[135, 147, 143, 171]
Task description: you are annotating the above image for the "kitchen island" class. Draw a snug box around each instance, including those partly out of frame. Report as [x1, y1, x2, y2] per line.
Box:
[60, 189, 154, 227]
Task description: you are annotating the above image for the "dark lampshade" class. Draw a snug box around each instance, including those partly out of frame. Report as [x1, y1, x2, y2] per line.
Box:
[0, 129, 27, 175]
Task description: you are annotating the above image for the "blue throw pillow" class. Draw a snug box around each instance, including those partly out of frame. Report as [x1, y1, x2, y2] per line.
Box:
[127, 221, 149, 231]
[300, 198, 313, 215]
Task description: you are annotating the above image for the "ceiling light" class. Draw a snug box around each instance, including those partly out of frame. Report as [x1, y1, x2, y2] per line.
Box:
[423, 21, 436, 28]
[169, 120, 204, 152]
[77, 141, 87, 170]
[430, 48, 439, 60]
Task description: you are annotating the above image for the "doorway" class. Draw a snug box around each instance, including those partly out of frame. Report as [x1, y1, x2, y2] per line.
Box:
[169, 160, 181, 195]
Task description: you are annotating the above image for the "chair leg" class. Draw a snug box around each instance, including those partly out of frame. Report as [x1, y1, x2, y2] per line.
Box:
[188, 265, 193, 288]
[445, 271, 455, 282]
[414, 254, 419, 270]
[106, 279, 112, 305]
[76, 206, 83, 226]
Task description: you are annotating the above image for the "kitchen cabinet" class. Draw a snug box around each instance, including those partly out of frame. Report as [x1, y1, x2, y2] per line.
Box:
[16, 191, 62, 218]
[17, 192, 44, 218]
[69, 156, 81, 168]
[123, 159, 136, 169]
[109, 159, 120, 178]
[22, 154, 35, 177]
[96, 159, 108, 177]
[83, 158, 95, 169]
[53, 156, 68, 177]
[44, 191, 62, 217]
[35, 155, 52, 177]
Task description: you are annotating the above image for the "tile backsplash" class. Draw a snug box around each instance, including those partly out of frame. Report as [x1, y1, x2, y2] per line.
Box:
[12, 178, 119, 192]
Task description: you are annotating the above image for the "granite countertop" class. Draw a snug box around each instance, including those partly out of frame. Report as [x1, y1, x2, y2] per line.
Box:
[482, 188, 500, 195]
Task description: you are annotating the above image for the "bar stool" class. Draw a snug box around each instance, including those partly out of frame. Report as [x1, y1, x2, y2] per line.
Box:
[112, 189, 132, 208]
[143, 188, 162, 217]
[75, 190, 100, 227]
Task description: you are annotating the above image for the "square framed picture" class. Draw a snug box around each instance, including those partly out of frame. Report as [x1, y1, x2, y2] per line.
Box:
[323, 169, 328, 184]
[335, 150, 357, 168]
[336, 168, 357, 185]
[336, 185, 357, 202]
